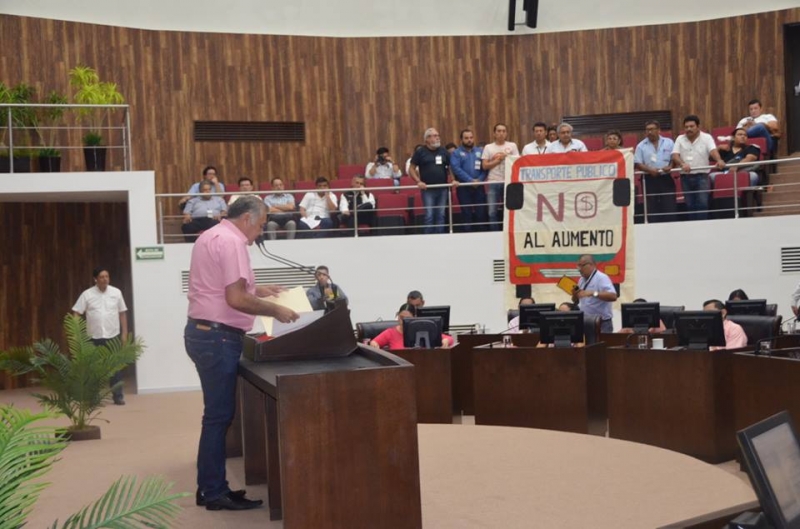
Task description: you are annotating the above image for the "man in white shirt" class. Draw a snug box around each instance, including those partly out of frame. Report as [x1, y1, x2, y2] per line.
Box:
[365, 147, 402, 181]
[544, 123, 588, 153]
[671, 115, 726, 221]
[481, 123, 519, 231]
[72, 267, 129, 405]
[736, 98, 780, 154]
[227, 176, 254, 205]
[298, 177, 339, 238]
[521, 121, 550, 155]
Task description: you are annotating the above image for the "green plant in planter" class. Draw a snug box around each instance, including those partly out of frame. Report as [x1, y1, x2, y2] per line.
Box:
[35, 90, 69, 159]
[68, 65, 125, 147]
[0, 406, 188, 528]
[0, 313, 144, 435]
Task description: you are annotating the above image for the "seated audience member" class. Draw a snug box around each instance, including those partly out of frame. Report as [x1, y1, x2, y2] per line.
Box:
[547, 126, 558, 143]
[703, 299, 748, 350]
[181, 179, 227, 242]
[227, 176, 254, 205]
[634, 120, 677, 223]
[407, 290, 425, 309]
[728, 289, 749, 301]
[618, 298, 667, 333]
[306, 265, 348, 311]
[507, 297, 536, 334]
[713, 128, 761, 186]
[603, 129, 623, 150]
[545, 123, 588, 153]
[298, 177, 339, 238]
[179, 165, 225, 208]
[405, 144, 424, 176]
[366, 147, 402, 181]
[339, 175, 376, 230]
[736, 98, 780, 154]
[558, 302, 578, 311]
[264, 176, 297, 240]
[522, 122, 551, 155]
[370, 305, 454, 350]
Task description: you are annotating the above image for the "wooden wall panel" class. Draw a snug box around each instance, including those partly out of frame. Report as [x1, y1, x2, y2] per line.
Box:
[0, 202, 131, 389]
[0, 9, 798, 189]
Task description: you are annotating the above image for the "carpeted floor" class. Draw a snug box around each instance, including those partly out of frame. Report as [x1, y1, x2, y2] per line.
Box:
[0, 388, 755, 528]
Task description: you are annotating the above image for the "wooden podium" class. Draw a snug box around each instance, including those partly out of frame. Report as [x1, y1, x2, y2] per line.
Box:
[235, 307, 422, 528]
[606, 345, 737, 463]
[472, 342, 591, 433]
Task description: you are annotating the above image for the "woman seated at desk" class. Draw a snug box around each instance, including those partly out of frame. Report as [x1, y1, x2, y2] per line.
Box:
[370, 306, 454, 349]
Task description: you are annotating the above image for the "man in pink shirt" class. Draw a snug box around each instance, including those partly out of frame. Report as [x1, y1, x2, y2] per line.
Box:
[703, 299, 748, 350]
[185, 195, 298, 512]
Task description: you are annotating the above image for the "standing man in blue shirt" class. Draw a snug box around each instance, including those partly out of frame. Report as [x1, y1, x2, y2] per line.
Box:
[572, 254, 618, 333]
[450, 129, 488, 231]
[634, 120, 676, 223]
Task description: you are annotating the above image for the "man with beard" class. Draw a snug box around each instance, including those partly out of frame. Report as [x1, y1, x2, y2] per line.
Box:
[409, 127, 452, 234]
[450, 129, 488, 231]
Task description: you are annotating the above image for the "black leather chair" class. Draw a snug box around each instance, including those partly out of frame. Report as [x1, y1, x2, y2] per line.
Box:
[766, 303, 778, 316]
[660, 305, 685, 330]
[507, 309, 519, 323]
[583, 313, 602, 345]
[355, 320, 396, 342]
[726, 315, 782, 346]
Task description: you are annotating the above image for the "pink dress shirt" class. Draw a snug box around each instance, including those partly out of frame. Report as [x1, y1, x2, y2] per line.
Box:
[722, 319, 748, 349]
[187, 219, 256, 332]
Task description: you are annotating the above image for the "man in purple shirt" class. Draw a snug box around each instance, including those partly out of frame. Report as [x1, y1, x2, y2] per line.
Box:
[185, 195, 298, 511]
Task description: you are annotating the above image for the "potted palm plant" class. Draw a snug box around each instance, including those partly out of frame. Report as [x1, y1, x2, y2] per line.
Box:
[1, 406, 188, 528]
[0, 82, 37, 173]
[0, 313, 144, 441]
[35, 90, 68, 172]
[68, 65, 125, 171]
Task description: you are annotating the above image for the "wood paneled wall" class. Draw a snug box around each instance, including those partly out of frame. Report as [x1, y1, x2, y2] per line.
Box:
[0, 10, 797, 193]
[0, 202, 131, 389]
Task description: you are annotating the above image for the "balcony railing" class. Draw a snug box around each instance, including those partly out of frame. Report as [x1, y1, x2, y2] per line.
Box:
[0, 103, 132, 172]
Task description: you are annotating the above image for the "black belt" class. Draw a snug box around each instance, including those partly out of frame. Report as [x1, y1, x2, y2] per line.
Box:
[188, 318, 245, 336]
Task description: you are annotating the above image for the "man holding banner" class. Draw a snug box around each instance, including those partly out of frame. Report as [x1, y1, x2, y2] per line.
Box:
[572, 254, 618, 333]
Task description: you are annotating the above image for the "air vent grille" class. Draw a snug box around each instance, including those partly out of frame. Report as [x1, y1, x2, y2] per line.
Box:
[194, 121, 305, 142]
[182, 266, 316, 293]
[493, 259, 506, 282]
[781, 247, 800, 273]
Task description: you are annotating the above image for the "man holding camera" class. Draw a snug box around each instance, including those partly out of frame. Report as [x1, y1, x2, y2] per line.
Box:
[366, 147, 402, 181]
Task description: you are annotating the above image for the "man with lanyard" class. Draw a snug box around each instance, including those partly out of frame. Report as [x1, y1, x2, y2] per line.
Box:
[185, 195, 298, 511]
[450, 129, 488, 231]
[521, 121, 550, 155]
[634, 120, 676, 223]
[409, 127, 452, 234]
[571, 254, 617, 333]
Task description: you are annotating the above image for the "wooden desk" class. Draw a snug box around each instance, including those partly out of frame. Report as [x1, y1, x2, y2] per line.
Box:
[606, 346, 736, 463]
[389, 347, 453, 423]
[472, 343, 590, 433]
[733, 348, 800, 432]
[594, 334, 677, 420]
[451, 333, 539, 415]
[237, 346, 422, 528]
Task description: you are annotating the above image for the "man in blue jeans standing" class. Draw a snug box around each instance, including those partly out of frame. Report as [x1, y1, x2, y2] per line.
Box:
[671, 115, 726, 221]
[450, 129, 488, 231]
[409, 127, 452, 234]
[185, 195, 298, 511]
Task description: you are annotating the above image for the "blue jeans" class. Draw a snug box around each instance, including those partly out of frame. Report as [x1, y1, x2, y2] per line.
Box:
[91, 337, 124, 399]
[680, 173, 710, 221]
[456, 183, 487, 231]
[486, 182, 504, 231]
[184, 323, 243, 501]
[746, 123, 775, 153]
[422, 187, 448, 234]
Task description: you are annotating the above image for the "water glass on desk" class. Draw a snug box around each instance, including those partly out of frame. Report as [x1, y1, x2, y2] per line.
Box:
[637, 334, 649, 349]
[502, 335, 512, 348]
